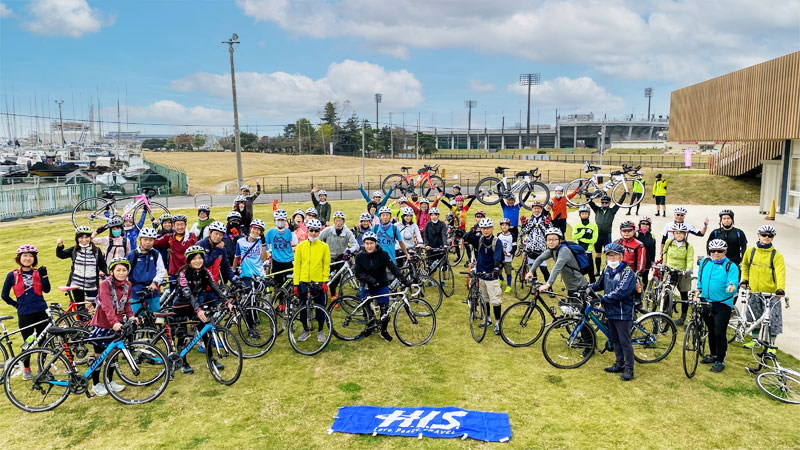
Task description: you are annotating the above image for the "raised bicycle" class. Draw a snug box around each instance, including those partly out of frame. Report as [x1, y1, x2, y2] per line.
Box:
[72, 187, 170, 230]
[475, 166, 550, 210]
[382, 164, 445, 199]
[564, 162, 644, 207]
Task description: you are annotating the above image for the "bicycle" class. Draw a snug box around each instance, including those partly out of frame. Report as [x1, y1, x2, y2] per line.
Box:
[644, 265, 687, 320]
[395, 253, 444, 312]
[541, 292, 677, 369]
[564, 162, 644, 207]
[221, 284, 278, 359]
[0, 308, 72, 375]
[422, 247, 455, 298]
[48, 286, 96, 329]
[475, 166, 550, 210]
[445, 226, 464, 267]
[744, 298, 799, 404]
[679, 290, 709, 378]
[727, 289, 787, 346]
[328, 256, 361, 299]
[72, 187, 170, 230]
[327, 285, 436, 346]
[499, 282, 562, 348]
[461, 270, 493, 343]
[382, 164, 445, 199]
[3, 321, 169, 412]
[280, 281, 333, 356]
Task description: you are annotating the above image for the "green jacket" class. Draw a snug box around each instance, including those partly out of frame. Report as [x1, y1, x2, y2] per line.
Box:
[663, 238, 694, 271]
[741, 245, 785, 293]
[572, 221, 598, 249]
[311, 193, 332, 225]
[653, 179, 667, 196]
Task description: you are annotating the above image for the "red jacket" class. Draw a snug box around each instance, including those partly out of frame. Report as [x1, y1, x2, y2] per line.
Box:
[408, 198, 441, 230]
[90, 277, 133, 329]
[154, 233, 198, 276]
[615, 237, 647, 274]
[13, 268, 42, 297]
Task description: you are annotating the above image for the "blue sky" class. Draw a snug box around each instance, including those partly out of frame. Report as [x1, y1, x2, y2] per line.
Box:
[1, 0, 798, 137]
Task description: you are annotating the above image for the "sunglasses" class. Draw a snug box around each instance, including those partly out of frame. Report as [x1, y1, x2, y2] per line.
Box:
[621, 228, 634, 232]
[308, 229, 320, 233]
[675, 213, 685, 217]
[709, 249, 725, 254]
[759, 233, 775, 238]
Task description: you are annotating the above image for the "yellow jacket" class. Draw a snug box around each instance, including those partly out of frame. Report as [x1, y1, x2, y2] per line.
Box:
[653, 179, 667, 196]
[741, 245, 785, 293]
[293, 239, 331, 284]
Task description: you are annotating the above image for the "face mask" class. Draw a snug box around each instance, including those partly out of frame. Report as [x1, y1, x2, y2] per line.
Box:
[555, 193, 563, 199]
[318, 201, 327, 205]
[606, 260, 620, 269]
[638, 228, 647, 234]
[79, 242, 91, 248]
[308, 236, 318, 242]
[124, 225, 133, 231]
[276, 220, 286, 229]
[111, 229, 122, 237]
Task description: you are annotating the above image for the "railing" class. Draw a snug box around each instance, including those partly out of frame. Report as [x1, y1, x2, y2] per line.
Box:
[143, 159, 189, 194]
[708, 141, 784, 176]
[0, 183, 98, 221]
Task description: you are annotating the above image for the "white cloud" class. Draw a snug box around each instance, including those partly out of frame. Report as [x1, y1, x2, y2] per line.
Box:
[169, 60, 423, 118]
[508, 76, 625, 113]
[0, 3, 12, 18]
[124, 100, 234, 126]
[23, 0, 113, 38]
[469, 80, 495, 93]
[236, 0, 800, 83]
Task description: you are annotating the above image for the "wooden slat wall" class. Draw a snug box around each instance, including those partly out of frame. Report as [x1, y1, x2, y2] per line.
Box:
[708, 140, 784, 176]
[670, 51, 800, 141]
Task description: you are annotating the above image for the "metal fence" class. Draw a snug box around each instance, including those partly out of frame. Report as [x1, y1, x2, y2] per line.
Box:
[0, 183, 97, 221]
[144, 159, 189, 194]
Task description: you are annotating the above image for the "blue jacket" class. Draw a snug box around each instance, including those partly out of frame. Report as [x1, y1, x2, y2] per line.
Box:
[500, 203, 521, 227]
[125, 211, 148, 250]
[590, 262, 636, 320]
[197, 237, 237, 284]
[371, 223, 403, 263]
[697, 256, 740, 307]
[126, 247, 166, 297]
[464, 233, 504, 279]
[359, 185, 393, 207]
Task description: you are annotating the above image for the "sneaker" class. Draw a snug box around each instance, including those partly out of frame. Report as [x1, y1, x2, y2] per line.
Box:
[298, 330, 311, 342]
[504, 286, 511, 293]
[197, 344, 206, 354]
[701, 355, 716, 364]
[675, 317, 685, 326]
[181, 362, 194, 374]
[22, 368, 32, 380]
[620, 369, 634, 381]
[92, 383, 108, 397]
[625, 211, 631, 216]
[604, 364, 624, 373]
[494, 323, 500, 335]
[710, 361, 725, 373]
[380, 330, 394, 342]
[317, 331, 326, 343]
[743, 340, 760, 349]
[212, 359, 225, 371]
[479, 319, 493, 328]
[108, 381, 126, 392]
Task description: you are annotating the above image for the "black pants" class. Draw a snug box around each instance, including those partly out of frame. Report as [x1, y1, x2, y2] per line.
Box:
[18, 310, 50, 368]
[272, 260, 293, 289]
[72, 288, 98, 309]
[703, 302, 732, 363]
[552, 218, 567, 234]
[329, 255, 345, 295]
[298, 282, 327, 331]
[607, 319, 634, 371]
[627, 193, 643, 214]
[509, 226, 519, 251]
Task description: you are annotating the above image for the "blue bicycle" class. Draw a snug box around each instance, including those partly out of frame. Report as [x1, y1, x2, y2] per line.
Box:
[541, 292, 677, 369]
[3, 321, 169, 412]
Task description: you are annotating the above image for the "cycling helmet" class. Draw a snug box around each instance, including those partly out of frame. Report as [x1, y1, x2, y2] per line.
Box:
[603, 243, 625, 255]
[139, 227, 158, 239]
[619, 221, 635, 230]
[639, 216, 652, 225]
[545, 227, 563, 238]
[305, 207, 318, 216]
[554, 186, 564, 192]
[240, 184, 250, 191]
[503, 191, 515, 200]
[578, 205, 591, 214]
[107, 215, 124, 228]
[655, 173, 662, 179]
[419, 197, 430, 204]
[172, 214, 187, 224]
[208, 221, 226, 233]
[359, 212, 372, 222]
[306, 218, 322, 230]
[333, 211, 346, 220]
[708, 239, 728, 250]
[499, 218, 511, 225]
[378, 206, 392, 215]
[531, 200, 544, 208]
[317, 189, 327, 196]
[673, 206, 688, 215]
[292, 209, 305, 219]
[362, 231, 377, 242]
[398, 196, 408, 204]
[227, 211, 242, 221]
[672, 222, 689, 232]
[757, 224, 776, 236]
[234, 195, 247, 203]
[108, 257, 131, 271]
[250, 219, 266, 230]
[600, 195, 611, 203]
[453, 184, 462, 189]
[197, 204, 210, 213]
[454, 195, 464, 202]
[474, 209, 486, 217]
[478, 218, 494, 228]
[429, 207, 440, 215]
[401, 207, 414, 216]
[17, 244, 38, 254]
[74, 225, 92, 236]
[719, 209, 734, 219]
[159, 213, 173, 222]
[273, 209, 288, 220]
[123, 213, 134, 221]
[372, 191, 383, 198]
[184, 245, 206, 259]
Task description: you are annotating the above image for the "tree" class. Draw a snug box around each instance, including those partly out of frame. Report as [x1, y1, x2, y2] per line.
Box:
[192, 135, 206, 150]
[218, 136, 233, 151]
[283, 123, 297, 138]
[165, 137, 177, 150]
[320, 102, 339, 126]
[141, 138, 167, 150]
[239, 132, 258, 150]
[418, 132, 437, 155]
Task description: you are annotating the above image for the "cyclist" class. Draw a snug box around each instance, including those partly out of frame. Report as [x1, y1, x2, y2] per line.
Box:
[698, 239, 740, 373]
[239, 183, 261, 217]
[439, 194, 478, 231]
[547, 185, 579, 234]
[154, 213, 174, 269]
[1, 245, 50, 380]
[305, 207, 319, 225]
[366, 201, 380, 225]
[126, 227, 166, 315]
[572, 206, 598, 284]
[527, 227, 589, 295]
[464, 218, 505, 335]
[397, 207, 423, 263]
[87, 257, 137, 396]
[706, 209, 747, 265]
[588, 243, 637, 381]
[233, 195, 252, 231]
[174, 245, 231, 374]
[319, 211, 359, 296]
[196, 221, 240, 290]
[293, 219, 331, 343]
[635, 217, 657, 292]
[626, 170, 645, 216]
[123, 211, 147, 250]
[91, 215, 130, 267]
[311, 187, 332, 226]
[390, 196, 412, 222]
[520, 200, 551, 283]
[56, 226, 108, 307]
[740, 224, 786, 350]
[588, 194, 626, 277]
[353, 212, 374, 248]
[189, 204, 214, 240]
[499, 194, 521, 252]
[407, 194, 442, 231]
[444, 184, 462, 200]
[464, 209, 488, 266]
[233, 219, 268, 283]
[660, 206, 708, 253]
[653, 173, 667, 217]
[265, 210, 297, 289]
[372, 206, 410, 264]
[153, 214, 197, 289]
[290, 209, 308, 244]
[222, 211, 245, 265]
[423, 207, 448, 264]
[353, 231, 413, 342]
[358, 183, 394, 207]
[662, 222, 695, 325]
[497, 218, 515, 293]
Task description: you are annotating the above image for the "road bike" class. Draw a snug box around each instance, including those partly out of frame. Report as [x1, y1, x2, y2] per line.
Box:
[679, 290, 709, 378]
[727, 289, 787, 345]
[462, 270, 492, 343]
[475, 166, 550, 210]
[499, 282, 562, 348]
[395, 253, 444, 312]
[746, 336, 800, 404]
[445, 226, 464, 267]
[382, 164, 445, 199]
[644, 265, 688, 319]
[564, 162, 644, 207]
[72, 187, 170, 230]
[0, 308, 70, 376]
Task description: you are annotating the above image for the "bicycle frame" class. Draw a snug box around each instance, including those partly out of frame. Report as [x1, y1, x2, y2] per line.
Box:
[731, 291, 786, 341]
[0, 308, 57, 360]
[403, 170, 437, 190]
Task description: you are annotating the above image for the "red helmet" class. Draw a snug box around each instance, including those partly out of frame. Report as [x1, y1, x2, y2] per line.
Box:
[454, 195, 464, 202]
[474, 209, 486, 217]
[17, 244, 38, 254]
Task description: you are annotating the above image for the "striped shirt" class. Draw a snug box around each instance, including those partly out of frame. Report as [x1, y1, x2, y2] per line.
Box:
[71, 247, 99, 290]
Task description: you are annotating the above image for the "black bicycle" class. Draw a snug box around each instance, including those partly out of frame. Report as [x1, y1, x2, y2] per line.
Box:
[499, 282, 561, 347]
[680, 290, 709, 379]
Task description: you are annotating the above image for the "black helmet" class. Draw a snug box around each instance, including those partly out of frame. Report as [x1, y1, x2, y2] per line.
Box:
[619, 220, 635, 230]
[719, 209, 734, 219]
[600, 195, 611, 203]
[655, 173, 662, 179]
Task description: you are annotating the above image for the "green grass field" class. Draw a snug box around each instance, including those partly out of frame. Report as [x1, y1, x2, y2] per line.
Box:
[1, 201, 797, 449]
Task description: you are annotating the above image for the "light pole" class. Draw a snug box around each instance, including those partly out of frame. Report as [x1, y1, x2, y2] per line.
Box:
[519, 73, 541, 148]
[644, 87, 653, 122]
[222, 33, 243, 189]
[375, 93, 382, 130]
[54, 100, 65, 146]
[465, 100, 476, 151]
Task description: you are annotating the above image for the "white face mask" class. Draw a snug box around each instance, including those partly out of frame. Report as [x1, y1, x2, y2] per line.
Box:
[318, 201, 327, 205]
[308, 235, 319, 242]
[555, 193, 563, 199]
[606, 260, 620, 269]
[276, 220, 286, 229]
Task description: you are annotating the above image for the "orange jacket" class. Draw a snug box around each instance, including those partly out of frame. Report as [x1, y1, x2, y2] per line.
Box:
[549, 187, 579, 220]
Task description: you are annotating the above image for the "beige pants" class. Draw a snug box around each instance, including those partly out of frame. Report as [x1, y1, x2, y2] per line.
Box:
[479, 278, 503, 306]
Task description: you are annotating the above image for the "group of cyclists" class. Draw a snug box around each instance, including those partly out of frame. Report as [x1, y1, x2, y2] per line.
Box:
[0, 171, 789, 402]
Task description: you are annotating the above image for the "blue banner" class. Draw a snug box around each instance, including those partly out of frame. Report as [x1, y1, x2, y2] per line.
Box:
[330, 406, 511, 443]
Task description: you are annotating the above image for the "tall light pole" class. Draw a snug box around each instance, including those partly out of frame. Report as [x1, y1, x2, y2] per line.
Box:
[520, 73, 541, 148]
[54, 100, 65, 146]
[644, 87, 653, 122]
[465, 100, 476, 151]
[223, 33, 243, 189]
[375, 93, 382, 130]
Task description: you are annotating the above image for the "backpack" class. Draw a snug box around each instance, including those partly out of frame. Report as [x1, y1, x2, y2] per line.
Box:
[748, 247, 777, 282]
[557, 241, 591, 272]
[699, 257, 735, 278]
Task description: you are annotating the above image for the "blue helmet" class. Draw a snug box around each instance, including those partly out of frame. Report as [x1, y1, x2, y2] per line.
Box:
[603, 243, 625, 255]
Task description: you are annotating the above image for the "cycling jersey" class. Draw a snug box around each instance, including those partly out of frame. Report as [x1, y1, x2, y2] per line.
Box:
[372, 222, 403, 263]
[235, 238, 265, 278]
[293, 239, 331, 284]
[497, 232, 514, 263]
[572, 220, 598, 250]
[265, 227, 297, 263]
[588, 199, 622, 234]
[613, 237, 646, 274]
[707, 227, 747, 264]
[661, 220, 702, 244]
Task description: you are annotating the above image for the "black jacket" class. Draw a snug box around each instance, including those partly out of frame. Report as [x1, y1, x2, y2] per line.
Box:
[353, 247, 408, 290]
[635, 231, 657, 269]
[175, 266, 226, 312]
[707, 226, 747, 265]
[423, 220, 447, 249]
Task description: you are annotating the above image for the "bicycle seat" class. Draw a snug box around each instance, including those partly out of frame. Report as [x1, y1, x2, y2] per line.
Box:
[515, 171, 529, 178]
[0, 315, 12, 321]
[610, 170, 623, 176]
[400, 166, 412, 171]
[586, 165, 601, 172]
[47, 326, 86, 336]
[59, 286, 81, 292]
[495, 166, 509, 175]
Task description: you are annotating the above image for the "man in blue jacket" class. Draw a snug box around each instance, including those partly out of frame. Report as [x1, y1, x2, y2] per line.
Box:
[464, 217, 505, 335]
[589, 243, 637, 381]
[126, 227, 166, 314]
[698, 239, 740, 373]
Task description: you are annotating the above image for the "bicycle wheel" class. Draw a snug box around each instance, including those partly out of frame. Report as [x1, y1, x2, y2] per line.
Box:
[727, 308, 742, 343]
[328, 296, 369, 341]
[132, 201, 170, 231]
[499, 301, 546, 347]
[337, 274, 362, 304]
[0, 342, 8, 374]
[382, 174, 406, 199]
[542, 317, 595, 369]
[54, 309, 93, 329]
[133, 327, 172, 364]
[40, 327, 92, 366]
[469, 291, 488, 343]
[682, 321, 702, 378]
[394, 299, 436, 346]
[474, 177, 502, 205]
[642, 279, 658, 312]
[611, 180, 644, 207]
[513, 264, 532, 300]
[288, 304, 332, 356]
[563, 178, 596, 207]
[225, 306, 277, 359]
[421, 175, 445, 198]
[206, 326, 243, 385]
[447, 241, 463, 267]
[106, 342, 169, 405]
[756, 371, 800, 404]
[72, 197, 116, 229]
[632, 312, 677, 364]
[437, 263, 455, 297]
[414, 274, 443, 313]
[518, 181, 551, 210]
[4, 348, 71, 413]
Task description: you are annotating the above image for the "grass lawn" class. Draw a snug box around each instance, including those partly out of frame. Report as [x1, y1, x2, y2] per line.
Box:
[1, 200, 797, 449]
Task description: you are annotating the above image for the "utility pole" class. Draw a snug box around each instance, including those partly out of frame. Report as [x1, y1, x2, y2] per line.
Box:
[644, 87, 653, 122]
[361, 119, 366, 182]
[389, 112, 393, 158]
[402, 112, 406, 150]
[465, 100, 476, 152]
[55, 100, 65, 146]
[375, 93, 381, 131]
[416, 112, 420, 159]
[519, 73, 541, 148]
[222, 33, 243, 188]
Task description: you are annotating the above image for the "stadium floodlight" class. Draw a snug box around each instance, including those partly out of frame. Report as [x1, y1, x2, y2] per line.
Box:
[520, 73, 541, 147]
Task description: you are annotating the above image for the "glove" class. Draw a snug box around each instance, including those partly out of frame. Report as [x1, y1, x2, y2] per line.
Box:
[293, 286, 299, 296]
[739, 281, 749, 289]
[322, 283, 329, 293]
[776, 289, 785, 296]
[343, 250, 351, 260]
[38, 266, 48, 277]
[231, 276, 241, 285]
[583, 228, 593, 237]
[584, 286, 594, 296]
[520, 216, 527, 225]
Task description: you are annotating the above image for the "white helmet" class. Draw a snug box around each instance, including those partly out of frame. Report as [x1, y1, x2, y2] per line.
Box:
[673, 206, 688, 215]
[273, 209, 288, 220]
[317, 189, 327, 196]
[372, 191, 383, 198]
[292, 209, 305, 219]
[227, 211, 242, 220]
[672, 222, 689, 232]
[240, 184, 250, 191]
[401, 206, 414, 216]
[197, 204, 210, 213]
[305, 207, 318, 216]
[139, 227, 158, 239]
[250, 219, 266, 230]
[362, 231, 377, 242]
[429, 207, 440, 215]
[378, 206, 392, 215]
[757, 224, 776, 236]
[359, 212, 372, 222]
[306, 218, 322, 230]
[234, 195, 247, 203]
[478, 218, 494, 228]
[554, 186, 564, 192]
[398, 196, 408, 203]
[708, 239, 727, 250]
[333, 210, 346, 220]
[578, 205, 590, 214]
[208, 221, 226, 233]
[419, 197, 430, 204]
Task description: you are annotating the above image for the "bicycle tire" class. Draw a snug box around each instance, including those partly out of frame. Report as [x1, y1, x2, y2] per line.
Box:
[421, 175, 445, 198]
[415, 274, 443, 313]
[474, 177, 502, 205]
[381, 174, 406, 199]
[54, 309, 93, 329]
[394, 298, 436, 346]
[727, 308, 742, 343]
[106, 341, 170, 405]
[563, 178, 597, 207]
[518, 181, 551, 210]
[288, 304, 332, 356]
[682, 321, 701, 378]
[437, 263, 455, 297]
[72, 197, 117, 229]
[133, 327, 172, 363]
[499, 301, 546, 347]
[633, 312, 677, 364]
[756, 371, 800, 404]
[4, 347, 71, 412]
[337, 274, 362, 305]
[611, 180, 644, 207]
[327, 296, 369, 341]
[132, 201, 170, 231]
[513, 264, 532, 300]
[206, 326, 243, 385]
[542, 317, 596, 369]
[225, 306, 277, 359]
[0, 342, 8, 377]
[447, 241, 463, 267]
[469, 290, 488, 343]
